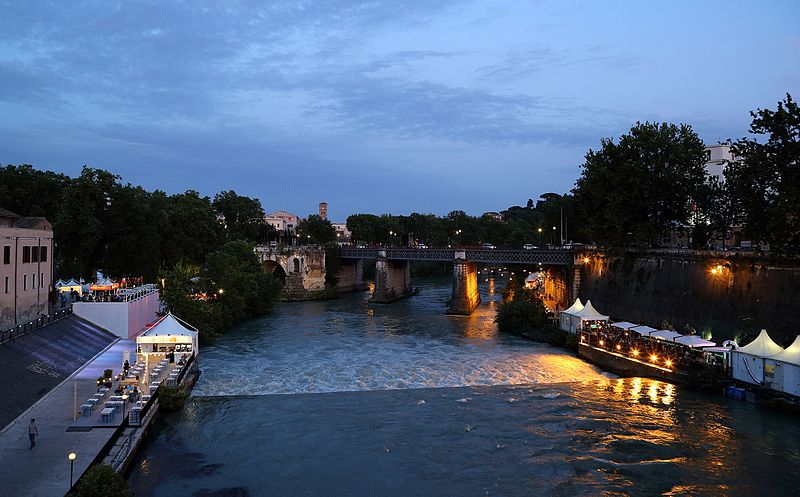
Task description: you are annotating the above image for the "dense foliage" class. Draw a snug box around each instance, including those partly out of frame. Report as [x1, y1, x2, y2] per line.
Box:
[573, 122, 707, 247]
[160, 241, 282, 341]
[726, 94, 800, 248]
[70, 464, 132, 497]
[345, 196, 580, 249]
[297, 214, 337, 244]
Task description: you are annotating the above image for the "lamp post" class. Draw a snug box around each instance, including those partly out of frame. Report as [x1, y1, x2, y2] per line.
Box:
[68, 452, 77, 489]
[552, 226, 556, 246]
[537, 227, 542, 247]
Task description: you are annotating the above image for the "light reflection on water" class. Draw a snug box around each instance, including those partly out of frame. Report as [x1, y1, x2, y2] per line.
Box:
[129, 278, 800, 496]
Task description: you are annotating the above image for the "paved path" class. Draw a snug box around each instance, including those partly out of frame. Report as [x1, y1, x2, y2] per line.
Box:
[0, 339, 136, 497]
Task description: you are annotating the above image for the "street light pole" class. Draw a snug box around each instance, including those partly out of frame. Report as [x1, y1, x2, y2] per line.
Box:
[68, 452, 77, 489]
[537, 227, 542, 247]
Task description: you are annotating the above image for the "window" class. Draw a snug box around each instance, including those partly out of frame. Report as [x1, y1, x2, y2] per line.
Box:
[40, 246, 47, 262]
[4, 276, 8, 294]
[32, 273, 36, 289]
[22, 246, 30, 263]
[32, 246, 39, 262]
[705, 150, 711, 161]
[3, 246, 9, 264]
[23, 274, 27, 290]
[40, 273, 44, 287]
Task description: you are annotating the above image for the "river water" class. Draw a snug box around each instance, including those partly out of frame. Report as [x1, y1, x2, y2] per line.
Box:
[128, 278, 800, 497]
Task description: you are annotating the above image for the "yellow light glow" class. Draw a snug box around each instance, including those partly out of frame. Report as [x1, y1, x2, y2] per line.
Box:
[632, 350, 639, 356]
[650, 354, 658, 362]
[598, 340, 604, 346]
[68, 452, 77, 460]
[218, 288, 224, 294]
[616, 344, 621, 350]
[583, 257, 590, 264]
[665, 359, 673, 368]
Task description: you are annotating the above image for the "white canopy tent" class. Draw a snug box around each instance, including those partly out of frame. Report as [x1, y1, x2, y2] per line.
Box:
[611, 321, 639, 331]
[764, 336, 800, 397]
[56, 278, 83, 296]
[650, 330, 684, 342]
[136, 313, 199, 358]
[573, 300, 609, 331]
[559, 298, 584, 333]
[630, 325, 657, 336]
[675, 336, 717, 348]
[731, 329, 784, 386]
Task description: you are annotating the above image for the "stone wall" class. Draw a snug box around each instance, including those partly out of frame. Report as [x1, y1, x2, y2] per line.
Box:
[372, 257, 412, 303]
[449, 261, 480, 315]
[579, 252, 800, 344]
[336, 259, 368, 293]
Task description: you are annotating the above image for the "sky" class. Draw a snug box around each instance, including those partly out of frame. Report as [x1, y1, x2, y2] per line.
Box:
[1, 1, 798, 221]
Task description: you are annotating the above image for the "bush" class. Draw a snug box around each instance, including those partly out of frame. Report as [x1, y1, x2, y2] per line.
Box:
[71, 464, 131, 497]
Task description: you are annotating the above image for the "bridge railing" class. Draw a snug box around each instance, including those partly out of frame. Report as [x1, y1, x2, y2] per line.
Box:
[339, 247, 576, 265]
[0, 307, 73, 345]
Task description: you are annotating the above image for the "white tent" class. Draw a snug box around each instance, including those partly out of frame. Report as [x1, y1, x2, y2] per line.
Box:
[764, 336, 800, 397]
[611, 321, 639, 331]
[675, 335, 717, 348]
[630, 325, 657, 336]
[57, 278, 83, 295]
[136, 313, 199, 358]
[650, 330, 684, 341]
[559, 298, 584, 333]
[731, 329, 784, 386]
[573, 300, 609, 331]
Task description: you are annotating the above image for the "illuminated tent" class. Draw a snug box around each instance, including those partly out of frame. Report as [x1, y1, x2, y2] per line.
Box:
[611, 321, 639, 331]
[731, 329, 784, 386]
[90, 277, 119, 291]
[56, 278, 83, 295]
[630, 325, 657, 336]
[573, 300, 609, 331]
[136, 313, 199, 357]
[675, 335, 716, 348]
[559, 298, 584, 333]
[650, 330, 684, 342]
[764, 336, 800, 397]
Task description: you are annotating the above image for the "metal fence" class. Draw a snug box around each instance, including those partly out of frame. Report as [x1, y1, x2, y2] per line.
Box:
[0, 307, 73, 345]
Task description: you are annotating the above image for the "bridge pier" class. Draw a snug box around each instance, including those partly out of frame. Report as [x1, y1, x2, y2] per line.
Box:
[448, 253, 480, 315]
[371, 252, 412, 303]
[336, 259, 368, 292]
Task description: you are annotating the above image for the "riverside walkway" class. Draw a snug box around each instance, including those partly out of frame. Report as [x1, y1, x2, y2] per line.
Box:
[0, 339, 136, 497]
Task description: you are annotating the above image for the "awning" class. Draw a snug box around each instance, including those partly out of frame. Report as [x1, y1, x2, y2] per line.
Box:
[650, 330, 684, 341]
[561, 298, 584, 316]
[768, 335, 800, 366]
[574, 300, 609, 321]
[675, 335, 717, 348]
[630, 325, 657, 336]
[611, 321, 639, 330]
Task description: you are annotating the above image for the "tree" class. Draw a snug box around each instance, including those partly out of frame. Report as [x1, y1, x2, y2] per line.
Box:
[726, 94, 800, 248]
[573, 122, 706, 247]
[55, 167, 120, 278]
[347, 214, 380, 244]
[0, 164, 70, 222]
[71, 464, 132, 497]
[212, 190, 265, 242]
[160, 191, 224, 269]
[103, 184, 161, 280]
[296, 215, 336, 245]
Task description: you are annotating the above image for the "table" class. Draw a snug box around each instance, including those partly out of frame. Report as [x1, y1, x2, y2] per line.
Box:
[81, 404, 93, 417]
[86, 398, 98, 407]
[100, 407, 115, 423]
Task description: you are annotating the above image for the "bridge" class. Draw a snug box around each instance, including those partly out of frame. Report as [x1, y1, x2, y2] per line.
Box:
[339, 247, 587, 315]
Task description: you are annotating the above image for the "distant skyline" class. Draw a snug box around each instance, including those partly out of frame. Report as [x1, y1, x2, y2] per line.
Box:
[1, 1, 798, 221]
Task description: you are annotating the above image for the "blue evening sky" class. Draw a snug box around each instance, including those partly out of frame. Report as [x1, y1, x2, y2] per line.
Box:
[1, 1, 798, 221]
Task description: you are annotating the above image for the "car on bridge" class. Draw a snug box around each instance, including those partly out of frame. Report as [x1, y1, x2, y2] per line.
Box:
[480, 243, 496, 249]
[523, 244, 536, 250]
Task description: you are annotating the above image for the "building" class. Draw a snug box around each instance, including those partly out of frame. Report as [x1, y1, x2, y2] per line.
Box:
[1, 208, 54, 329]
[319, 202, 328, 220]
[705, 143, 735, 182]
[264, 210, 299, 245]
[482, 211, 504, 222]
[332, 223, 352, 245]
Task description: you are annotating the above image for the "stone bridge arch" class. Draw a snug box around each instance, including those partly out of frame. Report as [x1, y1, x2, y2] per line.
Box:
[254, 245, 327, 294]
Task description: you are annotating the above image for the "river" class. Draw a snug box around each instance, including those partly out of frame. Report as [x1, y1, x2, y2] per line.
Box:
[128, 278, 800, 497]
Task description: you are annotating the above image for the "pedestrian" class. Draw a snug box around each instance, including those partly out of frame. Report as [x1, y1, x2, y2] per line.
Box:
[28, 419, 38, 449]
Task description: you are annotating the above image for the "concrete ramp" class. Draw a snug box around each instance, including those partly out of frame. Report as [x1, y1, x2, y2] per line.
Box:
[0, 316, 116, 429]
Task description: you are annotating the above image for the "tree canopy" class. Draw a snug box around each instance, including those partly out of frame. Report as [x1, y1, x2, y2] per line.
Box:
[296, 214, 336, 244]
[726, 93, 800, 248]
[573, 121, 706, 247]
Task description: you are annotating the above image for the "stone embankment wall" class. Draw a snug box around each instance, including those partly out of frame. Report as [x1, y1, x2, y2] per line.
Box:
[579, 251, 800, 344]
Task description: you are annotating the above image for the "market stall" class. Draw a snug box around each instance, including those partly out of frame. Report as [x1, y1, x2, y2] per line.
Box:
[136, 313, 198, 360]
[574, 300, 609, 332]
